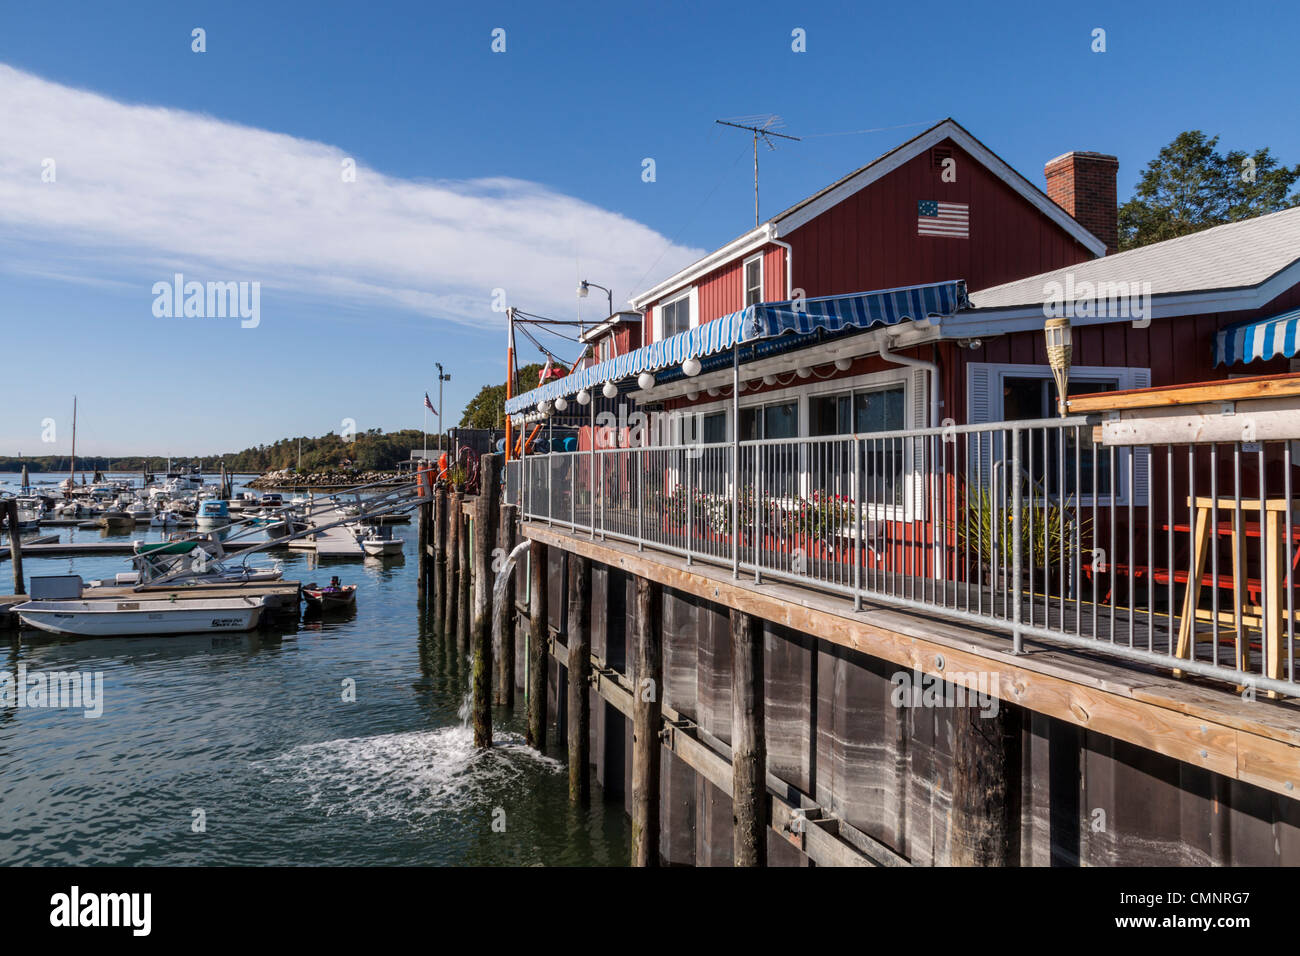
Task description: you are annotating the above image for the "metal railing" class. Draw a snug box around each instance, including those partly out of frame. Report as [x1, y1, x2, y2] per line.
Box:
[506, 417, 1300, 697]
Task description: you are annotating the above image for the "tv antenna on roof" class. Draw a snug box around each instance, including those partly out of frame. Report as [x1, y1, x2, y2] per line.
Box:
[715, 115, 800, 226]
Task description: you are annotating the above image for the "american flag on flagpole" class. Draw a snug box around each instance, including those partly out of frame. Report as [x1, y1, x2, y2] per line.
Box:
[424, 392, 438, 416]
[917, 200, 969, 238]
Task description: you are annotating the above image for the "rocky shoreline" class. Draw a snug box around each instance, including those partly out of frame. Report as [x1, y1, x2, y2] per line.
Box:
[247, 468, 404, 489]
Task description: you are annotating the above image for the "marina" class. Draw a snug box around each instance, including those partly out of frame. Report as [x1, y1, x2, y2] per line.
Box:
[0, 469, 629, 866]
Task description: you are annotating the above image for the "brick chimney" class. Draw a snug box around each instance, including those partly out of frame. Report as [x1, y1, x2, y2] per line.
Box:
[1045, 151, 1119, 255]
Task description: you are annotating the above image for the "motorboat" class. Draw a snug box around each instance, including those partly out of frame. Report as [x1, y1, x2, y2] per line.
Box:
[97, 508, 135, 532]
[361, 530, 404, 557]
[114, 537, 283, 587]
[13, 595, 267, 636]
[150, 510, 190, 528]
[124, 499, 153, 521]
[2, 497, 42, 531]
[303, 577, 356, 610]
[195, 499, 230, 528]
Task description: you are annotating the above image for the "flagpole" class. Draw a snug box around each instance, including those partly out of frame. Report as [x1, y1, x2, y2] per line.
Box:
[423, 403, 427, 461]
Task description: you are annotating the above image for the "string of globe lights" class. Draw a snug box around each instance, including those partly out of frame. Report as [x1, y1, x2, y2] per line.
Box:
[512, 350, 856, 428]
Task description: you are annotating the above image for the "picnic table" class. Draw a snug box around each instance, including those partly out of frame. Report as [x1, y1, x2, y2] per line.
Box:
[1173, 496, 1298, 688]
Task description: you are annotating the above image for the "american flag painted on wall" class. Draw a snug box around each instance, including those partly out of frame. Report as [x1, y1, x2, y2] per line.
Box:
[917, 200, 969, 238]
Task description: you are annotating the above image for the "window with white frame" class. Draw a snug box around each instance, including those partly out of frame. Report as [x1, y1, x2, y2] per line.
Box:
[674, 365, 926, 518]
[659, 292, 691, 339]
[808, 384, 907, 506]
[743, 254, 764, 308]
[966, 361, 1151, 506]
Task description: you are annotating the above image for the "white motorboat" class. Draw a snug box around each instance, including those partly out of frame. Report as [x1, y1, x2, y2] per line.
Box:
[124, 500, 153, 520]
[361, 532, 404, 556]
[14, 595, 266, 637]
[150, 510, 190, 528]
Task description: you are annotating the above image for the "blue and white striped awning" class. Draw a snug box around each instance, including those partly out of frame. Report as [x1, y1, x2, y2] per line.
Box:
[1214, 307, 1300, 366]
[506, 279, 968, 414]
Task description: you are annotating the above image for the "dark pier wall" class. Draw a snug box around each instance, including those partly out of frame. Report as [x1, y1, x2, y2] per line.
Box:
[525, 545, 1300, 866]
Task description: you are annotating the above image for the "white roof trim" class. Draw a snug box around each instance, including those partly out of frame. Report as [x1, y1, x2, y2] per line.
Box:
[630, 121, 1108, 311]
[630, 225, 772, 310]
[944, 258, 1300, 337]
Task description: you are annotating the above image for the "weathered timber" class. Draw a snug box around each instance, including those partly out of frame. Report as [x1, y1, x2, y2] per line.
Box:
[3, 500, 25, 596]
[951, 698, 1023, 866]
[434, 486, 448, 632]
[471, 456, 500, 749]
[527, 539, 548, 749]
[1068, 371, 1300, 412]
[458, 501, 471, 650]
[523, 524, 1300, 803]
[730, 607, 766, 866]
[567, 554, 592, 803]
[497, 503, 517, 707]
[445, 491, 461, 638]
[417, 495, 431, 597]
[631, 574, 662, 866]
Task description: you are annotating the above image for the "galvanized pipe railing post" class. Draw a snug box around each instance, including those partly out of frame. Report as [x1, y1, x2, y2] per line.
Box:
[685, 443, 693, 567]
[570, 452, 576, 529]
[636, 448, 644, 550]
[753, 438, 762, 584]
[732, 346, 740, 579]
[1010, 426, 1024, 655]
[854, 436, 863, 611]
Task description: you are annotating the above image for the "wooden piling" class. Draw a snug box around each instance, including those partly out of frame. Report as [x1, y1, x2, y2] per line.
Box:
[631, 575, 662, 866]
[566, 554, 591, 803]
[433, 486, 448, 633]
[526, 538, 548, 750]
[3, 500, 25, 596]
[471, 455, 501, 749]
[417, 495, 431, 599]
[951, 698, 1022, 866]
[730, 608, 766, 866]
[445, 491, 461, 639]
[457, 502, 471, 650]
[496, 503, 517, 708]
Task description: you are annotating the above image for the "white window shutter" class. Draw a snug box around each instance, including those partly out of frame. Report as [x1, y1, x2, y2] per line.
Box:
[688, 286, 700, 329]
[1126, 367, 1151, 507]
[966, 362, 998, 490]
[908, 367, 929, 519]
[651, 305, 661, 343]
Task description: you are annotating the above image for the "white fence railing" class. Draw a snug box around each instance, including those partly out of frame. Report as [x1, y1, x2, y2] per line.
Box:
[505, 416, 1300, 697]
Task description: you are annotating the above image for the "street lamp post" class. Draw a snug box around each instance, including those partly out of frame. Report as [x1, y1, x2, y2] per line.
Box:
[577, 280, 614, 334]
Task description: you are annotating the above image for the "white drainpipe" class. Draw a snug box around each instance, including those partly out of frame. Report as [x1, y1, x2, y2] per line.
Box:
[766, 223, 793, 299]
[877, 340, 940, 428]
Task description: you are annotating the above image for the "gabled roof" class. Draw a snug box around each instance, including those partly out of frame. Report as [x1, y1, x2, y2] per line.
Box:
[967, 206, 1300, 310]
[630, 118, 1107, 309]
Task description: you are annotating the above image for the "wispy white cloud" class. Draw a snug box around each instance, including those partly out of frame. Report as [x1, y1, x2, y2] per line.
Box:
[0, 63, 703, 327]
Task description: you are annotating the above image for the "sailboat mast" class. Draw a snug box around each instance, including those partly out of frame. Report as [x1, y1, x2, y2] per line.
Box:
[70, 395, 77, 490]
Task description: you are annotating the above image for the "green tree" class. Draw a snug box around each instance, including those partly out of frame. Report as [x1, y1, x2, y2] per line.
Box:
[459, 362, 544, 428]
[1118, 131, 1300, 250]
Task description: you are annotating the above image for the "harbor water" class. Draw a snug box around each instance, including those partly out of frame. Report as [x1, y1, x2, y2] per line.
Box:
[0, 473, 630, 866]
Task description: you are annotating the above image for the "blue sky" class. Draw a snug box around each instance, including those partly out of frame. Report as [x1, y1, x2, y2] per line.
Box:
[1, 0, 1297, 456]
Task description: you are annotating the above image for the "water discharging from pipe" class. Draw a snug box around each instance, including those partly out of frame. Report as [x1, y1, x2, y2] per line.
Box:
[460, 538, 533, 728]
